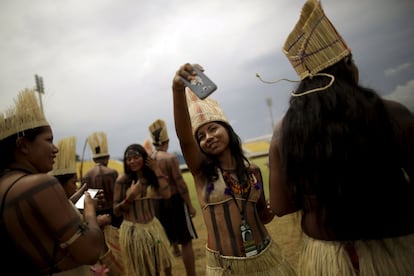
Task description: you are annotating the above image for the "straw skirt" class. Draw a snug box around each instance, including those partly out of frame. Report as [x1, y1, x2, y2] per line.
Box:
[299, 233, 414, 275]
[119, 218, 174, 276]
[205, 238, 296, 276]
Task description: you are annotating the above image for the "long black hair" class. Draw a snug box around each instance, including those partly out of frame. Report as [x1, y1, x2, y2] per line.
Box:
[122, 143, 159, 189]
[280, 57, 410, 239]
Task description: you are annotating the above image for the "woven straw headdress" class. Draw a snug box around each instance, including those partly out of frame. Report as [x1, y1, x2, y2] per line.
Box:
[185, 87, 228, 135]
[283, 0, 350, 80]
[149, 119, 169, 146]
[49, 136, 77, 176]
[87, 131, 109, 158]
[0, 89, 49, 140]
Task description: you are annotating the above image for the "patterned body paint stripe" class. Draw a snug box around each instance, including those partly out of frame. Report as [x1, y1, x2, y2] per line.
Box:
[253, 203, 266, 240]
[16, 202, 53, 265]
[8, 178, 73, 266]
[223, 201, 239, 255]
[209, 205, 222, 254]
[149, 199, 156, 217]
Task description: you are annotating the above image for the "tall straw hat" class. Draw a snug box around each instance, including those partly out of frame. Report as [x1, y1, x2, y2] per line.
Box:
[0, 89, 49, 140]
[148, 119, 169, 146]
[87, 131, 109, 158]
[283, 0, 350, 80]
[49, 136, 77, 176]
[185, 87, 228, 135]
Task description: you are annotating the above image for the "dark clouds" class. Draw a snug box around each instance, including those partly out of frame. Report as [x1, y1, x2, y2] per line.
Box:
[0, 0, 413, 158]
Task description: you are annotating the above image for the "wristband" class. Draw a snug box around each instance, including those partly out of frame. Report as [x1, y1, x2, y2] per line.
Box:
[157, 175, 168, 180]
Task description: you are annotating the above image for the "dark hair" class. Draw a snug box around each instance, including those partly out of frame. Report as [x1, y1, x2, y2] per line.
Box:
[0, 126, 50, 172]
[55, 173, 77, 186]
[197, 121, 251, 188]
[280, 58, 409, 239]
[122, 144, 159, 189]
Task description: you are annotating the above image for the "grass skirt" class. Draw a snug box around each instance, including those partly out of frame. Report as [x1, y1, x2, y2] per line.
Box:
[299, 233, 414, 275]
[205, 238, 296, 275]
[99, 225, 124, 276]
[119, 218, 174, 276]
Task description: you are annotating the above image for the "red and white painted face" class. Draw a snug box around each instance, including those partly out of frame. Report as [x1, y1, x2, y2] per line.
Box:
[125, 150, 144, 172]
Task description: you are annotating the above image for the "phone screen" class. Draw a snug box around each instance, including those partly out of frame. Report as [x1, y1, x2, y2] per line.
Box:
[75, 188, 99, 209]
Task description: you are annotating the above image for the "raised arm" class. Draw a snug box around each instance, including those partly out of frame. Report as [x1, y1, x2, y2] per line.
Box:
[172, 63, 205, 174]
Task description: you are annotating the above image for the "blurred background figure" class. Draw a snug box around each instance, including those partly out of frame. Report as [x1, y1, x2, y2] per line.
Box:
[83, 131, 120, 227]
[82, 131, 123, 275]
[113, 143, 174, 276]
[149, 118, 198, 276]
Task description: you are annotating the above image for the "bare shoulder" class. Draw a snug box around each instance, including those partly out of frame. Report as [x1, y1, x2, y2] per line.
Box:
[115, 173, 127, 183]
[383, 99, 414, 130]
[4, 173, 69, 213]
[383, 99, 413, 117]
[249, 163, 261, 171]
[20, 173, 59, 188]
[0, 173, 56, 196]
[102, 165, 118, 174]
[156, 150, 177, 160]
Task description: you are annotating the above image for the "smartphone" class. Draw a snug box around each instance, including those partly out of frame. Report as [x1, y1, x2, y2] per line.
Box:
[75, 188, 99, 209]
[181, 65, 217, 100]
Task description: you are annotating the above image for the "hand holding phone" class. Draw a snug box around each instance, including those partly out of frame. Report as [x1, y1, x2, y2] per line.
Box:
[180, 64, 217, 100]
[75, 188, 99, 209]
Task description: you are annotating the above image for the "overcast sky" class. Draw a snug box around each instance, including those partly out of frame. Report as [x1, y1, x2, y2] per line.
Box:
[1, 0, 413, 159]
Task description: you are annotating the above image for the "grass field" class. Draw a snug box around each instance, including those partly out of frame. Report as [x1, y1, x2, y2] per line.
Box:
[78, 156, 303, 275]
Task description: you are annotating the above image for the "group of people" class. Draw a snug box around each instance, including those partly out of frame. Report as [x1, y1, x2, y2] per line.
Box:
[1, 0, 413, 275]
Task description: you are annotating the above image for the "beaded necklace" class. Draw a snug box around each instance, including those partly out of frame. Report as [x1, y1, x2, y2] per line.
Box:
[221, 169, 255, 196]
[220, 168, 252, 222]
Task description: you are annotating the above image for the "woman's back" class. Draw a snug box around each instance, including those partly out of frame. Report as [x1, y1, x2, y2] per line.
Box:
[281, 78, 414, 240]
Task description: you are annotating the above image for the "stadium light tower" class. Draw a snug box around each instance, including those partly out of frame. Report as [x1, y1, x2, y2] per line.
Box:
[35, 75, 44, 112]
[266, 97, 275, 132]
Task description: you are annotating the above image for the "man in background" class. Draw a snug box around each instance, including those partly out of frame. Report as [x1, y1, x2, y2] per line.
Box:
[82, 131, 120, 227]
[149, 119, 198, 276]
[82, 131, 124, 276]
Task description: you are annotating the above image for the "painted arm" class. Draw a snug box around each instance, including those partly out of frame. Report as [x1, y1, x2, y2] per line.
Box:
[171, 156, 197, 216]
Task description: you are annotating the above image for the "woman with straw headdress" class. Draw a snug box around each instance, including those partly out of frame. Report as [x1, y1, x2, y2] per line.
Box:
[0, 89, 104, 275]
[267, 0, 414, 275]
[172, 64, 296, 275]
[113, 143, 174, 276]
